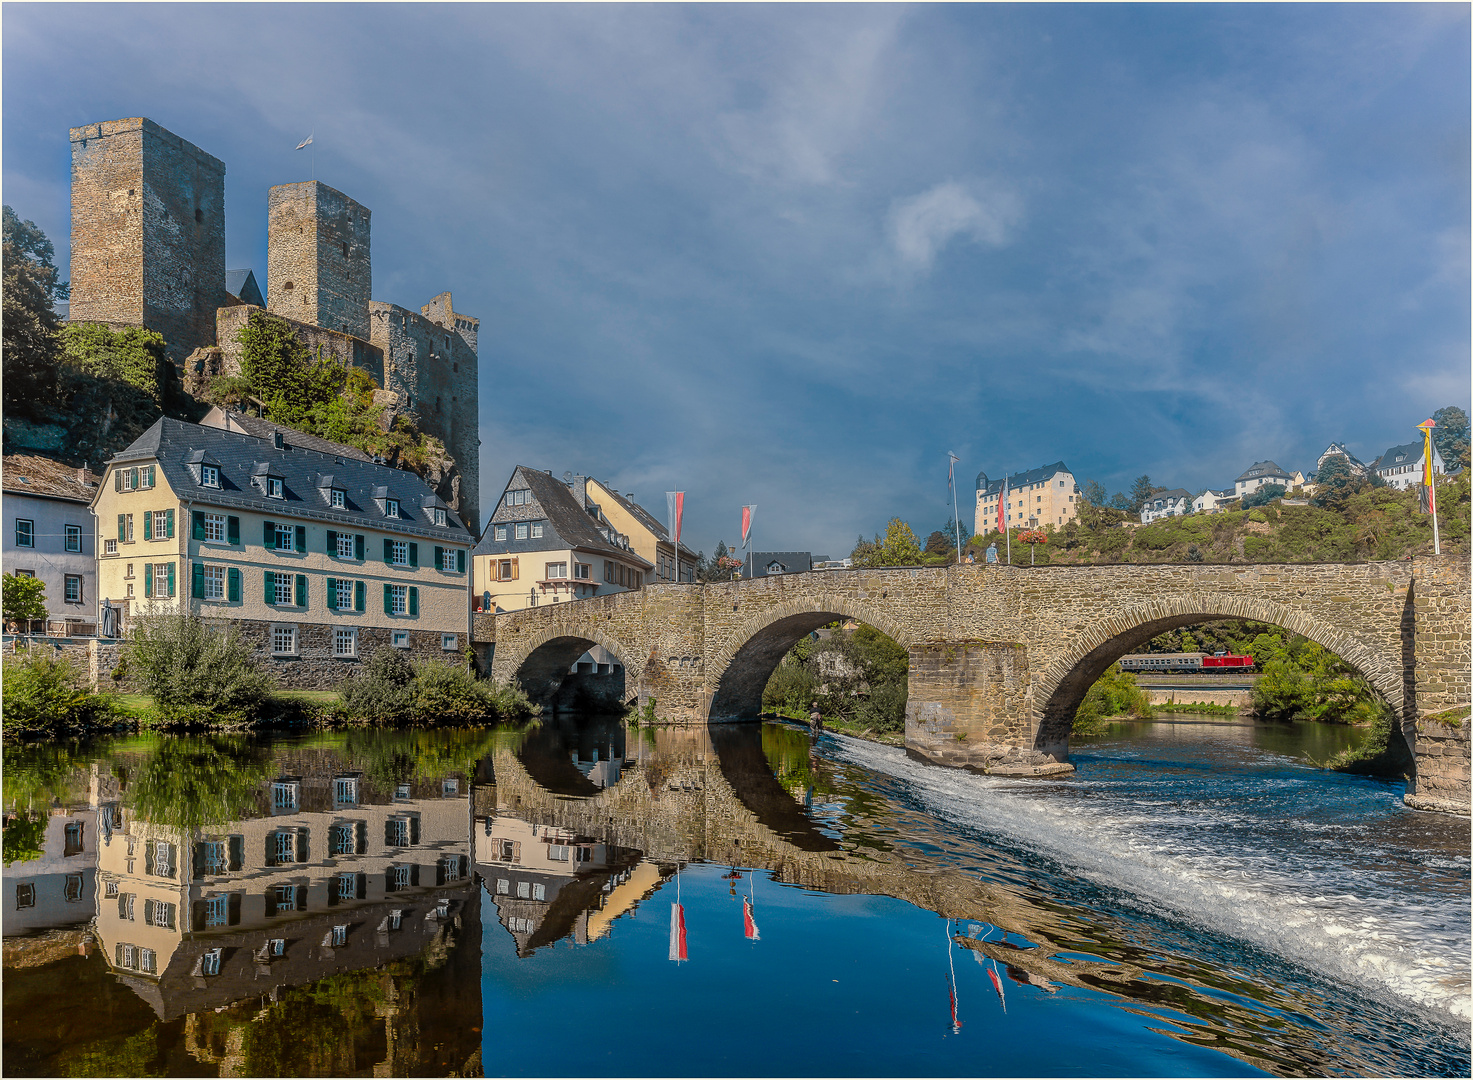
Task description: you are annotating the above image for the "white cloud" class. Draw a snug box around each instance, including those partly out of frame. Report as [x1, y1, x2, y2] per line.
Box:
[887, 180, 1021, 272]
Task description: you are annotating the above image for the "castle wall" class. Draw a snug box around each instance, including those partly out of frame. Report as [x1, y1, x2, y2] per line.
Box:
[69, 118, 227, 366]
[369, 299, 480, 533]
[215, 305, 384, 386]
[267, 182, 371, 340]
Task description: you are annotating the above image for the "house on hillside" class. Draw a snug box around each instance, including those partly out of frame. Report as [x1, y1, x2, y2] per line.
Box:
[975, 462, 1079, 534]
[1370, 441, 1445, 491]
[1234, 460, 1301, 499]
[1141, 489, 1193, 523]
[1316, 442, 1368, 478]
[1192, 488, 1237, 514]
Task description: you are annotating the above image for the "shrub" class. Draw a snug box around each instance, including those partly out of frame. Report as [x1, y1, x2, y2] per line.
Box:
[1073, 664, 1153, 730]
[339, 647, 417, 724]
[853, 679, 908, 732]
[1251, 658, 1308, 720]
[1, 649, 118, 737]
[125, 609, 274, 724]
[414, 660, 494, 721]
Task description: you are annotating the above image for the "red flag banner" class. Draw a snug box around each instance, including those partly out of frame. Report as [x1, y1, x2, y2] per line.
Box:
[743, 897, 760, 941]
[666, 492, 685, 546]
[996, 477, 1008, 534]
[741, 505, 754, 547]
[669, 902, 687, 962]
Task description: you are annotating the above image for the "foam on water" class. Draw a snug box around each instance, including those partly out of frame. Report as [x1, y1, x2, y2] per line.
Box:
[830, 732, 1473, 1025]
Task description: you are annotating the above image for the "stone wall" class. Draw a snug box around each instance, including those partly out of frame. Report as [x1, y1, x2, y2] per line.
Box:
[70, 118, 227, 366]
[224, 620, 456, 690]
[1405, 713, 1471, 814]
[214, 305, 384, 387]
[267, 182, 371, 341]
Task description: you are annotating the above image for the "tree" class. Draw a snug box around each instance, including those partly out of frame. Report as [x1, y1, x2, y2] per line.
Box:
[61, 323, 168, 402]
[233, 310, 347, 426]
[1109, 492, 1131, 511]
[1080, 479, 1108, 507]
[924, 530, 953, 556]
[1241, 483, 1286, 510]
[2, 574, 47, 630]
[1311, 455, 1379, 510]
[2, 206, 68, 418]
[1128, 475, 1161, 514]
[1432, 405, 1470, 471]
[858, 518, 922, 567]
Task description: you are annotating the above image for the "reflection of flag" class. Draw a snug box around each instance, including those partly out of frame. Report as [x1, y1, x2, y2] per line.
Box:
[295, 133, 313, 150]
[946, 973, 961, 1033]
[987, 963, 1007, 1013]
[996, 477, 1008, 534]
[741, 505, 754, 546]
[666, 491, 684, 545]
[743, 897, 759, 941]
[669, 902, 687, 962]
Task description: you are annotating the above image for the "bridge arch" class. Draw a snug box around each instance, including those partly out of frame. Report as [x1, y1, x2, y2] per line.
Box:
[1032, 595, 1407, 758]
[705, 594, 915, 722]
[501, 623, 641, 710]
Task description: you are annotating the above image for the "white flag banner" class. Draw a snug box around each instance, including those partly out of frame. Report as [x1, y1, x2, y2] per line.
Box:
[295, 133, 314, 150]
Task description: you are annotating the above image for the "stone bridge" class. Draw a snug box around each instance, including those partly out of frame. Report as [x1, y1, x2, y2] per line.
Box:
[478, 556, 1470, 812]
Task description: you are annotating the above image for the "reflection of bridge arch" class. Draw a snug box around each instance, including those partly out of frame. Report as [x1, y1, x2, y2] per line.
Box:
[1033, 596, 1407, 757]
[502, 624, 639, 708]
[705, 595, 917, 721]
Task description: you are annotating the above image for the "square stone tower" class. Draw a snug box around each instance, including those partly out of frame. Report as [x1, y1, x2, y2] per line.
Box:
[267, 181, 371, 340]
[69, 118, 227, 366]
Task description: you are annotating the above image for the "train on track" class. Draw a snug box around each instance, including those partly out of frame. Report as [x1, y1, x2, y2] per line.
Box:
[1118, 651, 1255, 674]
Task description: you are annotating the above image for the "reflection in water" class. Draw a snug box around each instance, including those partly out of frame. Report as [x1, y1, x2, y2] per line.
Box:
[1, 716, 1468, 1077]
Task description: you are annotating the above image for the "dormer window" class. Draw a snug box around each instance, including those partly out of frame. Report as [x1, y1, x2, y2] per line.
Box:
[434, 507, 446, 527]
[201, 465, 219, 487]
[268, 478, 283, 499]
[331, 489, 345, 509]
[385, 498, 400, 518]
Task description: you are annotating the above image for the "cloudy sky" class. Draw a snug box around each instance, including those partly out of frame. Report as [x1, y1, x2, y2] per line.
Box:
[4, 4, 1468, 555]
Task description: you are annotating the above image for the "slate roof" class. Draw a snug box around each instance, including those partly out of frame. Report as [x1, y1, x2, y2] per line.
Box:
[2, 454, 99, 503]
[745, 551, 812, 577]
[1234, 460, 1293, 483]
[102, 417, 472, 543]
[589, 483, 697, 558]
[225, 268, 265, 307]
[1146, 489, 1193, 504]
[1371, 441, 1426, 472]
[201, 408, 373, 461]
[977, 461, 1072, 498]
[473, 466, 651, 565]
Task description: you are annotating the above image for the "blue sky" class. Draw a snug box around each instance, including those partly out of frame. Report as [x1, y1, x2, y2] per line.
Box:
[4, 4, 1468, 554]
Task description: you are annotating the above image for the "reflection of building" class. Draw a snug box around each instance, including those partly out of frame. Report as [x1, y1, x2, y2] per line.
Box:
[2, 807, 101, 935]
[92, 766, 471, 1016]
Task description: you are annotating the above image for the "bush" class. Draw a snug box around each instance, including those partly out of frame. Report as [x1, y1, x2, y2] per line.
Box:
[1, 649, 119, 737]
[339, 649, 539, 725]
[415, 660, 495, 721]
[339, 647, 417, 724]
[125, 609, 274, 724]
[1073, 665, 1153, 730]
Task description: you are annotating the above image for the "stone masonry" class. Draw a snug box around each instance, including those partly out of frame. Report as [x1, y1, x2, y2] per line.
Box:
[70, 118, 228, 366]
[267, 181, 371, 340]
[483, 555, 1471, 813]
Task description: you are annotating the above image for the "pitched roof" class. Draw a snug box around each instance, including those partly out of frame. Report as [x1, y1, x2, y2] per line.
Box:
[1234, 460, 1293, 483]
[1146, 488, 1193, 503]
[200, 407, 373, 461]
[978, 461, 1072, 497]
[474, 466, 651, 564]
[588, 482, 697, 558]
[745, 551, 812, 577]
[2, 454, 100, 503]
[103, 417, 471, 542]
[1372, 441, 1426, 472]
[224, 268, 264, 307]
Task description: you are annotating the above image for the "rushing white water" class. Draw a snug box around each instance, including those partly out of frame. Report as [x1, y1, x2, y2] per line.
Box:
[829, 726, 1473, 1025]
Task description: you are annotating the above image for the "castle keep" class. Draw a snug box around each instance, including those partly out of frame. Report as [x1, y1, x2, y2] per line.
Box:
[66, 117, 482, 532]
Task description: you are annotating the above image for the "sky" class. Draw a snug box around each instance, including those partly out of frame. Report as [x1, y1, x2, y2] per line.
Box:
[4, 3, 1468, 556]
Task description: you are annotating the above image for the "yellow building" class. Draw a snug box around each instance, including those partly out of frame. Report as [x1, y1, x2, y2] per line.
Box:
[471, 467, 653, 614]
[583, 477, 698, 584]
[974, 461, 1080, 534]
[91, 417, 473, 681]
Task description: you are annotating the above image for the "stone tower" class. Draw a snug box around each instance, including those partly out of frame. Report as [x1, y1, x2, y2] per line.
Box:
[69, 118, 227, 366]
[266, 181, 371, 340]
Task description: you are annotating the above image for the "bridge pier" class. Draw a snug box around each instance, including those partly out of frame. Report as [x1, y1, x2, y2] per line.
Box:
[904, 642, 1073, 776]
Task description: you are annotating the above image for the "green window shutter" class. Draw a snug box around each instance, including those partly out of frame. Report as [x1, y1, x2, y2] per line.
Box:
[167, 563, 175, 597]
[143, 513, 152, 541]
[295, 525, 306, 553]
[145, 465, 156, 488]
[192, 563, 205, 599]
[327, 530, 337, 555]
[228, 567, 241, 602]
[457, 549, 466, 573]
[117, 514, 126, 541]
[192, 512, 206, 541]
[166, 509, 175, 539]
[128, 467, 139, 489]
[263, 521, 275, 549]
[227, 516, 240, 545]
[384, 539, 393, 564]
[264, 570, 274, 603]
[144, 563, 153, 598]
[434, 546, 443, 571]
[355, 534, 365, 561]
[115, 471, 122, 492]
[383, 584, 392, 614]
[355, 580, 366, 612]
[408, 586, 419, 617]
[327, 577, 338, 610]
[295, 574, 307, 607]
[408, 543, 418, 568]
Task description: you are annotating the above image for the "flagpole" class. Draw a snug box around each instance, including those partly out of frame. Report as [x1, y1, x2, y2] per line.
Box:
[1421, 420, 1441, 556]
[1005, 471, 1012, 565]
[950, 456, 963, 563]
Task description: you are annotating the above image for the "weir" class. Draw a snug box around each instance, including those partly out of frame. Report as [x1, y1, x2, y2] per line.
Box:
[481, 555, 1471, 813]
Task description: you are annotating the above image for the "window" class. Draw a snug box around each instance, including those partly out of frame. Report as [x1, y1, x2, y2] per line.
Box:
[268, 477, 283, 499]
[386, 819, 409, 846]
[441, 634, 458, 651]
[330, 924, 349, 947]
[545, 562, 567, 579]
[549, 844, 570, 861]
[385, 498, 400, 518]
[61, 523, 82, 553]
[494, 525, 507, 541]
[515, 522, 529, 540]
[105, 880, 119, 898]
[330, 488, 346, 509]
[574, 563, 591, 580]
[389, 866, 412, 891]
[334, 627, 357, 657]
[390, 540, 409, 566]
[146, 899, 176, 928]
[121, 515, 134, 543]
[531, 522, 544, 539]
[15, 520, 33, 547]
[331, 824, 356, 855]
[61, 874, 83, 902]
[274, 523, 295, 551]
[389, 584, 408, 614]
[533, 883, 547, 901]
[497, 559, 516, 581]
[434, 507, 446, 527]
[496, 878, 510, 894]
[271, 884, 298, 912]
[517, 880, 530, 899]
[442, 778, 459, 796]
[505, 489, 530, 507]
[395, 782, 411, 799]
[392, 630, 410, 649]
[104, 538, 118, 555]
[336, 533, 355, 559]
[201, 948, 222, 975]
[334, 873, 358, 902]
[272, 625, 297, 655]
[203, 565, 225, 600]
[150, 562, 175, 598]
[269, 938, 286, 956]
[150, 510, 168, 539]
[273, 573, 294, 605]
[440, 548, 457, 572]
[64, 575, 83, 603]
[120, 468, 137, 492]
[201, 840, 227, 876]
[202, 513, 225, 542]
[273, 830, 296, 864]
[334, 777, 358, 805]
[118, 892, 136, 919]
[605, 562, 615, 583]
[63, 820, 84, 855]
[272, 781, 299, 812]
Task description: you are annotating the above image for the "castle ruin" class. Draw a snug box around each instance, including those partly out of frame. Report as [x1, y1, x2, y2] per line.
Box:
[66, 117, 482, 532]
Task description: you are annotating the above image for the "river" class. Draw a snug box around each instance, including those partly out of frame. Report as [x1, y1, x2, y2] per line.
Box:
[2, 714, 1467, 1077]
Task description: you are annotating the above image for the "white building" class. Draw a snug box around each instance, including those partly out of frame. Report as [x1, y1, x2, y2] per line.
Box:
[1141, 488, 1193, 523]
[1371, 440, 1446, 491]
[1234, 460, 1301, 499]
[1192, 488, 1237, 514]
[1316, 443, 1368, 477]
[2, 454, 100, 634]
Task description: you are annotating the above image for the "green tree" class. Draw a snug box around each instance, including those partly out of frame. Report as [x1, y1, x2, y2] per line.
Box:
[2, 573, 47, 629]
[124, 608, 274, 723]
[1128, 475, 1161, 514]
[1432, 405, 1470, 471]
[1080, 479, 1108, 507]
[232, 309, 347, 425]
[60, 322, 168, 402]
[868, 518, 922, 566]
[1241, 483, 1286, 509]
[1109, 491, 1131, 511]
[924, 530, 953, 556]
[2, 206, 67, 419]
